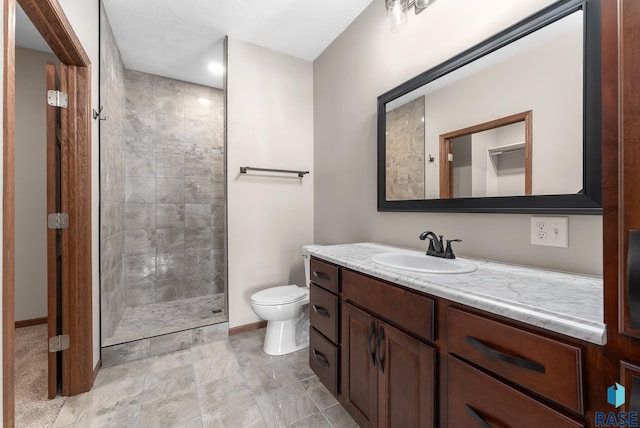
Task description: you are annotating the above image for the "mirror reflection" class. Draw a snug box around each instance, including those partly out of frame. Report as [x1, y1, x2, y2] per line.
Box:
[384, 9, 583, 201]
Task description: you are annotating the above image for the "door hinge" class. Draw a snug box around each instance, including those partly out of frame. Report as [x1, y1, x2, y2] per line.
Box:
[49, 334, 70, 352]
[48, 213, 69, 229]
[47, 90, 68, 108]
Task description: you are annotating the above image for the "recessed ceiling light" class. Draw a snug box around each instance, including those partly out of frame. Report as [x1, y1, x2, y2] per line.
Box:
[198, 97, 210, 105]
[208, 63, 225, 74]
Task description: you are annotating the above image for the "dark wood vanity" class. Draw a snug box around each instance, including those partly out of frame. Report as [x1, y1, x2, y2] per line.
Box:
[308, 256, 604, 427]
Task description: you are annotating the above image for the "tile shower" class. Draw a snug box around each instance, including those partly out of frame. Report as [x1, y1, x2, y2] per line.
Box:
[99, 4, 227, 361]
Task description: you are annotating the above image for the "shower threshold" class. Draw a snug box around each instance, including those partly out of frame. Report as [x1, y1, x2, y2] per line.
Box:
[103, 293, 226, 346]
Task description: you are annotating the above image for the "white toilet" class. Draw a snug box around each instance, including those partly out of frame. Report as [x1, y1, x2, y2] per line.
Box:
[250, 253, 311, 355]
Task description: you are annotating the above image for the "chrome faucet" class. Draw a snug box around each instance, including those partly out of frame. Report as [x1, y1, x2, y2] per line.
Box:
[419, 231, 461, 259]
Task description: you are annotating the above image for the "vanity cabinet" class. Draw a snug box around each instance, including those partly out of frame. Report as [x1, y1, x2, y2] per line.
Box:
[447, 307, 584, 414]
[308, 258, 340, 395]
[340, 269, 436, 428]
[447, 356, 583, 428]
[307, 256, 592, 427]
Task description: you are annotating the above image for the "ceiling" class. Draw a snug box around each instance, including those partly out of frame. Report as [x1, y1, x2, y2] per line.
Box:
[16, 0, 373, 88]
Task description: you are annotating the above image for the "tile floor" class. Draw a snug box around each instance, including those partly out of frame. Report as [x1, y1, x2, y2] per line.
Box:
[53, 329, 358, 428]
[105, 294, 227, 346]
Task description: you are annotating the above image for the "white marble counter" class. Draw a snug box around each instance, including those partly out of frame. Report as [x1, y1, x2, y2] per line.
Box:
[304, 242, 605, 345]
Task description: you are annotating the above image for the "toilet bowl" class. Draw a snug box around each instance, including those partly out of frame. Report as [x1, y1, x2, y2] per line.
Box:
[250, 253, 311, 355]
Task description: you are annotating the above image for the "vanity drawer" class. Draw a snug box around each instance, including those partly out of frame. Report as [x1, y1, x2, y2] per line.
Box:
[310, 258, 339, 293]
[342, 269, 434, 342]
[309, 327, 338, 396]
[310, 283, 339, 343]
[448, 356, 583, 428]
[447, 307, 583, 413]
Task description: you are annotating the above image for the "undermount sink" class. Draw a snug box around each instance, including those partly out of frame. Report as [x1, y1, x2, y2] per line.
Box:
[371, 251, 477, 274]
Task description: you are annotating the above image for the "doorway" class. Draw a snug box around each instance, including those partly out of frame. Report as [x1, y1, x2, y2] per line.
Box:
[4, 0, 94, 425]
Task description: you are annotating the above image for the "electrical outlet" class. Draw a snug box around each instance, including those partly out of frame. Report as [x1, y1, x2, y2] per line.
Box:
[530, 216, 569, 247]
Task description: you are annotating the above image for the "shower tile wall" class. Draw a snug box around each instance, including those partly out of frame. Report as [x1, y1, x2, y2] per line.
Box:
[385, 96, 425, 201]
[99, 4, 127, 341]
[123, 70, 225, 309]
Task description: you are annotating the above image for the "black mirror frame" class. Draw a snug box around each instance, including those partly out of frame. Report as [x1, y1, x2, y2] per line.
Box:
[377, 0, 601, 214]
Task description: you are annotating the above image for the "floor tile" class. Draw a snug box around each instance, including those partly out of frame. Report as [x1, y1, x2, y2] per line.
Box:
[255, 382, 318, 428]
[94, 358, 149, 387]
[240, 359, 300, 394]
[301, 376, 338, 410]
[190, 339, 235, 362]
[139, 391, 201, 428]
[197, 372, 254, 415]
[74, 376, 145, 422]
[193, 354, 241, 385]
[288, 412, 332, 428]
[143, 364, 196, 403]
[53, 328, 355, 428]
[148, 348, 194, 373]
[73, 405, 141, 428]
[322, 404, 359, 428]
[229, 330, 265, 353]
[202, 398, 267, 428]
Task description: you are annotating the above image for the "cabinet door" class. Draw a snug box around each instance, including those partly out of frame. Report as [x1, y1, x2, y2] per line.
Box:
[341, 302, 378, 428]
[378, 321, 435, 428]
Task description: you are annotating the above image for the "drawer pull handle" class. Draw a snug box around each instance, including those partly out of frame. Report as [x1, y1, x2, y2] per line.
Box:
[465, 404, 493, 428]
[376, 326, 385, 373]
[312, 305, 331, 318]
[627, 230, 640, 330]
[312, 348, 330, 368]
[466, 336, 545, 374]
[367, 321, 376, 365]
[313, 271, 330, 280]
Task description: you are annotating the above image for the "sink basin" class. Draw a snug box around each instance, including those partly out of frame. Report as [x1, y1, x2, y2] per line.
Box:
[371, 252, 477, 274]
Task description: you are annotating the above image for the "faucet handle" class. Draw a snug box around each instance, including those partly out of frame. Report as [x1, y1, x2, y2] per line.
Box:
[444, 239, 462, 259]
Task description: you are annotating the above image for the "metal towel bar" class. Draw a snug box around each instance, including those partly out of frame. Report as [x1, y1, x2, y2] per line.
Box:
[239, 166, 309, 178]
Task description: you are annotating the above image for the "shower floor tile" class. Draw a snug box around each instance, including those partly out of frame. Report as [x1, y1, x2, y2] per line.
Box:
[105, 294, 226, 346]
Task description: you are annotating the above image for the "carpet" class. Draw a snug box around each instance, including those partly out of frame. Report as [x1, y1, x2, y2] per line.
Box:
[15, 324, 66, 427]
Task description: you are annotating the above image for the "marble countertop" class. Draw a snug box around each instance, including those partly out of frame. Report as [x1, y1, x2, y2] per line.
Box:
[304, 242, 605, 345]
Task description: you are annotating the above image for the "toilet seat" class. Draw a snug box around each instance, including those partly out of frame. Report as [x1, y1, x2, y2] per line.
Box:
[250, 285, 308, 306]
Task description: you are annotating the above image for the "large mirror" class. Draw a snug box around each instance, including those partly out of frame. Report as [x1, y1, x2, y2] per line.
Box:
[377, 0, 601, 214]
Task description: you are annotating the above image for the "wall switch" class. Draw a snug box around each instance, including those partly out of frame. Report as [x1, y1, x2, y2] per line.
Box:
[530, 216, 569, 247]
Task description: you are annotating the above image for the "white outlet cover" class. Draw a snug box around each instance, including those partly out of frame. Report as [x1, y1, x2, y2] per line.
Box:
[530, 216, 569, 247]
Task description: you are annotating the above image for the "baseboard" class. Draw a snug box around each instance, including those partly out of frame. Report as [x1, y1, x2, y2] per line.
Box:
[228, 320, 267, 336]
[92, 358, 102, 386]
[15, 317, 47, 328]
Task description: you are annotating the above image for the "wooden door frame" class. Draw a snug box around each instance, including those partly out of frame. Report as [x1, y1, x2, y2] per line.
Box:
[439, 110, 533, 198]
[3, 0, 93, 425]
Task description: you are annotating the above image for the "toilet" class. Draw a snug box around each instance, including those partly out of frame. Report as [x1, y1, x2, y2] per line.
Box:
[250, 253, 311, 355]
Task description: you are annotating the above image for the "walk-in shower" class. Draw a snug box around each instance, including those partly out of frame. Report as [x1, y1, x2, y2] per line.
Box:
[99, 2, 227, 359]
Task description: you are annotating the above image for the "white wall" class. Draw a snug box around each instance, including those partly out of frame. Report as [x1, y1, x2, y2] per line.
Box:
[314, 0, 603, 276]
[227, 39, 314, 328]
[56, 0, 101, 366]
[14, 47, 57, 322]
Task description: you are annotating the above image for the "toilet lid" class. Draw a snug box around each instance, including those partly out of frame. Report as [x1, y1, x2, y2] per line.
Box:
[251, 285, 308, 305]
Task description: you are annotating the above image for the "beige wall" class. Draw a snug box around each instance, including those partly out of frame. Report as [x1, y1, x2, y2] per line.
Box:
[227, 39, 314, 328]
[14, 47, 57, 321]
[313, 0, 602, 276]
